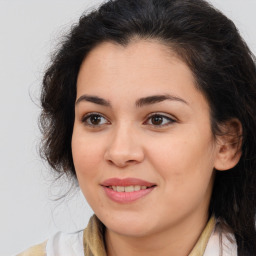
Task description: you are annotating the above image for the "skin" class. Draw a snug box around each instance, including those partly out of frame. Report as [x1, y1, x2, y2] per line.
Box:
[72, 39, 239, 256]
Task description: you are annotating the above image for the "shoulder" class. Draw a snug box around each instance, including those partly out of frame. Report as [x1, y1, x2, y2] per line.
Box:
[16, 230, 85, 256]
[204, 219, 237, 256]
[46, 229, 84, 256]
[16, 241, 47, 256]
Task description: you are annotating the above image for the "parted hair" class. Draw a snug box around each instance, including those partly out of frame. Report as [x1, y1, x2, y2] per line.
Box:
[40, 0, 256, 254]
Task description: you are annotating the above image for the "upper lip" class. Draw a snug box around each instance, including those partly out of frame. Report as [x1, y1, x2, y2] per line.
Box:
[101, 178, 156, 187]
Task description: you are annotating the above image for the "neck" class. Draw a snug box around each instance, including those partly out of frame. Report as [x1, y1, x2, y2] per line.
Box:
[105, 212, 209, 256]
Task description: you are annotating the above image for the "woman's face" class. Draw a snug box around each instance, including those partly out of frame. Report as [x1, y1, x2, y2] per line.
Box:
[72, 40, 219, 237]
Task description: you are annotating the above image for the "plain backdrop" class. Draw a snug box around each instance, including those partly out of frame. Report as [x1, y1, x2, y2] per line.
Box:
[1, 0, 255, 255]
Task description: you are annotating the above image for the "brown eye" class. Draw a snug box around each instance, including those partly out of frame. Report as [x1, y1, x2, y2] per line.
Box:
[151, 115, 164, 125]
[82, 113, 109, 127]
[145, 113, 176, 127]
[90, 115, 102, 125]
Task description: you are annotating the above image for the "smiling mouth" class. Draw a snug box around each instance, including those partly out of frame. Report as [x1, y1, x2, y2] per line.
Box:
[101, 178, 156, 202]
[106, 185, 156, 192]
[102, 185, 156, 203]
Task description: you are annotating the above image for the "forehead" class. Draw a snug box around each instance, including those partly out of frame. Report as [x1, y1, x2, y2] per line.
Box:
[76, 39, 208, 111]
[78, 39, 194, 89]
[80, 39, 182, 74]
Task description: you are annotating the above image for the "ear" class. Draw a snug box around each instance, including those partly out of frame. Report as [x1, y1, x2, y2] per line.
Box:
[214, 118, 243, 171]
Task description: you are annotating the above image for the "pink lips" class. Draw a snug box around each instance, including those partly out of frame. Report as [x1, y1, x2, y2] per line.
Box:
[101, 178, 155, 187]
[101, 178, 156, 203]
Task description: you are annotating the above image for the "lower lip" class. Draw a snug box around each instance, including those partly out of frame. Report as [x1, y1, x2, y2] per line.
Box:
[103, 186, 155, 203]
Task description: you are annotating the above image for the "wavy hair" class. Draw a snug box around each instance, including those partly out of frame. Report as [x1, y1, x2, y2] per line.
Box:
[40, 0, 256, 254]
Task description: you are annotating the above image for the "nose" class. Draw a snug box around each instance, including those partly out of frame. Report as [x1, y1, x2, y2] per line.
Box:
[104, 124, 144, 168]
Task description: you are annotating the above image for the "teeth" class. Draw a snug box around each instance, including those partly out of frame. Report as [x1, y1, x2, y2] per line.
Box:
[111, 185, 149, 192]
[134, 185, 140, 191]
[117, 186, 125, 192]
[125, 186, 134, 192]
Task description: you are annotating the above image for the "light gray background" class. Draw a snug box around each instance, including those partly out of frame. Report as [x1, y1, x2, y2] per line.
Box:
[1, 1, 255, 255]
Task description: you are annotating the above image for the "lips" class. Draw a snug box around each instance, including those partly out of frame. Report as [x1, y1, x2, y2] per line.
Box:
[109, 185, 149, 192]
[101, 178, 156, 203]
[101, 178, 156, 187]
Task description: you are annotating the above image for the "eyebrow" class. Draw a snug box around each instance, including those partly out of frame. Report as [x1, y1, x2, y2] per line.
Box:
[75, 94, 188, 107]
[76, 95, 111, 106]
[135, 94, 188, 107]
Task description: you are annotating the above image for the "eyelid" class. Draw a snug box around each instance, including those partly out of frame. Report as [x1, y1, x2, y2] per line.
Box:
[144, 112, 177, 127]
[80, 111, 177, 128]
[81, 112, 110, 127]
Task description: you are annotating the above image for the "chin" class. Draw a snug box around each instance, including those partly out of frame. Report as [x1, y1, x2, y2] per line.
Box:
[109, 223, 153, 238]
[98, 211, 155, 237]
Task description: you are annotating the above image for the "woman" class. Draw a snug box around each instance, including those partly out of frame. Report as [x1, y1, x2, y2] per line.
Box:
[18, 0, 256, 255]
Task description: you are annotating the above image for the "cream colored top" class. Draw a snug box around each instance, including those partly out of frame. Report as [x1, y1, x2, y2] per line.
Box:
[17, 215, 237, 256]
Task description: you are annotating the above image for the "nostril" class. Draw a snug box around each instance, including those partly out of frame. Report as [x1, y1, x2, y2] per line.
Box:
[104, 146, 144, 167]
[127, 160, 135, 163]
[106, 159, 136, 168]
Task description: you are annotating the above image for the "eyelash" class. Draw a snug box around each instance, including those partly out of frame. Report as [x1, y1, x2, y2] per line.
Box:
[81, 112, 176, 128]
[146, 113, 176, 127]
[81, 112, 110, 128]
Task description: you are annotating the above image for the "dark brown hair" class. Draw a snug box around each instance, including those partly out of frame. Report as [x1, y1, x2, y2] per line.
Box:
[40, 0, 256, 254]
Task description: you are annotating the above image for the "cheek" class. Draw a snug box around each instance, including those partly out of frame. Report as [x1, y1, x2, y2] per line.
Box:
[71, 131, 104, 182]
[147, 129, 215, 192]
[71, 133, 106, 211]
[149, 137, 215, 216]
